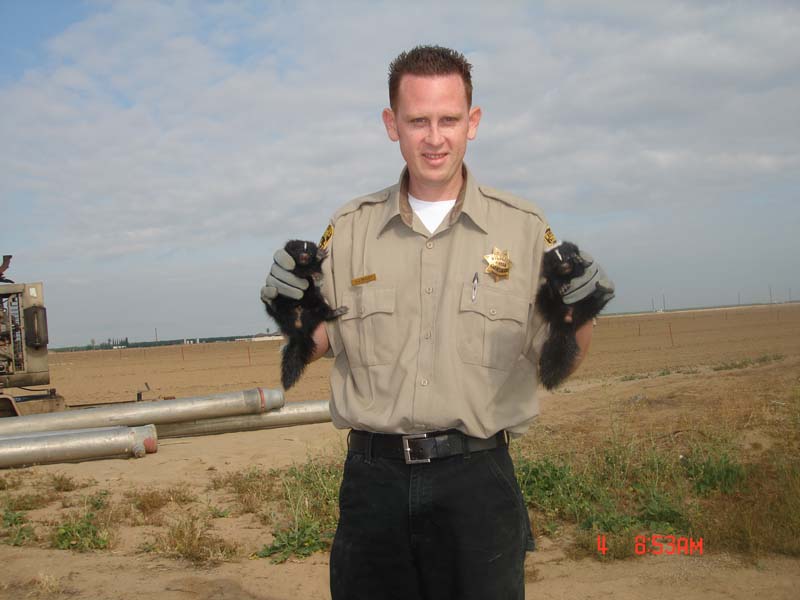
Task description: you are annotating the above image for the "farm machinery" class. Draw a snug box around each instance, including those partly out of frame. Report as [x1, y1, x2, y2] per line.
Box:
[0, 255, 66, 417]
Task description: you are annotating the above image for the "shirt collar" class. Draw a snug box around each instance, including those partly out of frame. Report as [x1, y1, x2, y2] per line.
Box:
[378, 165, 489, 236]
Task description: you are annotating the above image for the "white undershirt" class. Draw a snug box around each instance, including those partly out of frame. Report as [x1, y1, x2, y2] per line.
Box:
[408, 194, 457, 235]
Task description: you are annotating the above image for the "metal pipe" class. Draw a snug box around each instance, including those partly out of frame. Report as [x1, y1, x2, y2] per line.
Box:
[157, 400, 331, 438]
[0, 425, 128, 441]
[0, 387, 284, 436]
[0, 424, 157, 468]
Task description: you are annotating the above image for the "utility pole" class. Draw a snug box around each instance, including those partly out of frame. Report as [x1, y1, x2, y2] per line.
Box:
[155, 327, 158, 342]
[662, 294, 666, 312]
[651, 297, 655, 312]
[738, 292, 741, 306]
[769, 285, 773, 304]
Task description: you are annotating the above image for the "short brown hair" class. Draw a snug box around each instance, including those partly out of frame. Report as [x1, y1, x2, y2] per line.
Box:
[388, 45, 473, 110]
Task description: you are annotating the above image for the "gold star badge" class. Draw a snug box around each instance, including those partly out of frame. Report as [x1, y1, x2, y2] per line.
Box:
[483, 247, 512, 281]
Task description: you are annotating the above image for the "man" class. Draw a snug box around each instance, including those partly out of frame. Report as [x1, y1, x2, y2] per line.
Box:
[262, 45, 612, 600]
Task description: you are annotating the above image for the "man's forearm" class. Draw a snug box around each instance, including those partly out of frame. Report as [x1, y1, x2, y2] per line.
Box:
[309, 322, 330, 362]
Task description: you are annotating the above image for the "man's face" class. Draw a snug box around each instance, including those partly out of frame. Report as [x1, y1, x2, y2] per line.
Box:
[382, 74, 482, 200]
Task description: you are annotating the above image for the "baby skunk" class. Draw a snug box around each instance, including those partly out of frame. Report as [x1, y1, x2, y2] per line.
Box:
[535, 241, 611, 390]
[263, 240, 348, 390]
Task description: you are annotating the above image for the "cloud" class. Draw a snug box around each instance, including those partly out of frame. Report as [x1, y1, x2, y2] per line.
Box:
[1, 1, 799, 344]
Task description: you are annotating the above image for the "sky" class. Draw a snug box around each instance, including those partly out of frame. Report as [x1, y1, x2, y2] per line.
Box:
[1, 1, 799, 347]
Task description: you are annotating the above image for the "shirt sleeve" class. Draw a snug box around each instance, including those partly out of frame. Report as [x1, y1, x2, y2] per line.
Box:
[320, 221, 343, 358]
[524, 216, 552, 365]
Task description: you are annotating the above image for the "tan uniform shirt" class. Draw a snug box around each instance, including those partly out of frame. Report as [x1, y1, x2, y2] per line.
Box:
[320, 166, 553, 438]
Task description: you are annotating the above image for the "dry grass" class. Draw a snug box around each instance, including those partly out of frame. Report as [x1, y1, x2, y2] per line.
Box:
[2, 306, 796, 573]
[47, 473, 78, 493]
[46, 473, 89, 493]
[29, 573, 70, 596]
[0, 472, 24, 491]
[210, 467, 279, 516]
[121, 485, 197, 526]
[690, 387, 800, 556]
[0, 572, 72, 598]
[2, 491, 58, 512]
[148, 513, 238, 564]
[694, 459, 800, 556]
[514, 378, 800, 560]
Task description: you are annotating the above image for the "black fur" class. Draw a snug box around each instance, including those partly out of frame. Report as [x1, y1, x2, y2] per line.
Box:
[262, 240, 348, 390]
[536, 241, 611, 390]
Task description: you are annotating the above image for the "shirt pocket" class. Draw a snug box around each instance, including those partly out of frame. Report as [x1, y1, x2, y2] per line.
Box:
[339, 287, 397, 367]
[457, 283, 530, 370]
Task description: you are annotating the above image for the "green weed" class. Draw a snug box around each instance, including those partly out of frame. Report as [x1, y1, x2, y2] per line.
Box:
[88, 490, 109, 511]
[682, 451, 746, 495]
[712, 354, 784, 371]
[246, 457, 343, 562]
[256, 519, 329, 563]
[2, 509, 24, 527]
[635, 485, 686, 531]
[712, 358, 753, 371]
[620, 373, 648, 381]
[515, 457, 596, 524]
[53, 511, 109, 551]
[280, 461, 342, 532]
[1, 509, 34, 547]
[5, 523, 34, 546]
[756, 353, 784, 364]
[208, 505, 230, 518]
[514, 431, 697, 559]
[210, 458, 342, 565]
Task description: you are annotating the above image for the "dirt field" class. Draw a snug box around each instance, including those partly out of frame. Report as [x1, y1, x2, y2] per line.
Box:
[2, 304, 800, 599]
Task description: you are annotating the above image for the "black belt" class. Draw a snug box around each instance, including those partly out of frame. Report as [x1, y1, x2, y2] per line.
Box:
[348, 429, 508, 464]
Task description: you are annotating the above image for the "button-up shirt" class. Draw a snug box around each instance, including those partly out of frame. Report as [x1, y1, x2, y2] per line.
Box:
[321, 166, 552, 438]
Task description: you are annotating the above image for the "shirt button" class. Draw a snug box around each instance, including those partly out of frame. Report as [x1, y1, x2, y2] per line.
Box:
[426, 241, 434, 249]
[489, 308, 497, 316]
[425, 287, 433, 294]
[420, 378, 429, 386]
[424, 330, 431, 339]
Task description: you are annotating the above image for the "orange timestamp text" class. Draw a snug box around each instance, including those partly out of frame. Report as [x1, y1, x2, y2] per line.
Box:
[596, 534, 703, 556]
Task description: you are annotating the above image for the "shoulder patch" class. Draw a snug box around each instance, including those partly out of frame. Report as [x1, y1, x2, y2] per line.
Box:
[319, 224, 334, 251]
[478, 185, 545, 219]
[543, 227, 557, 248]
[331, 187, 393, 222]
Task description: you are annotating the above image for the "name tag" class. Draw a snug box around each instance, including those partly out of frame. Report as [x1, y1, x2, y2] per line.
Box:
[351, 274, 377, 286]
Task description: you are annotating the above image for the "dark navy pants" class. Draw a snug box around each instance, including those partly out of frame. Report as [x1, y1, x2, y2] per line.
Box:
[329, 443, 534, 600]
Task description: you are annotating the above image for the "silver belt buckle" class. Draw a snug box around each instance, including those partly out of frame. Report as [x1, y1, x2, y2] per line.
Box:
[402, 433, 431, 464]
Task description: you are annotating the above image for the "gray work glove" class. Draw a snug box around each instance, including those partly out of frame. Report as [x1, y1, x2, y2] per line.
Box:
[260, 247, 309, 304]
[560, 250, 615, 306]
